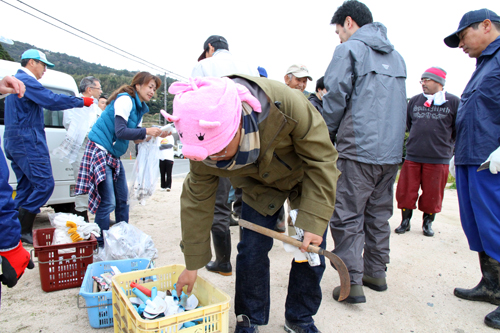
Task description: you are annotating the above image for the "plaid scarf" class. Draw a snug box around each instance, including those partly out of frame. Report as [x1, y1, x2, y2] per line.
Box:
[75, 140, 120, 214]
[203, 102, 260, 170]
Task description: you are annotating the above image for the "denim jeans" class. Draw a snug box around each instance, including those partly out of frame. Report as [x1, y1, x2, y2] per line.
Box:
[94, 161, 129, 246]
[235, 201, 326, 328]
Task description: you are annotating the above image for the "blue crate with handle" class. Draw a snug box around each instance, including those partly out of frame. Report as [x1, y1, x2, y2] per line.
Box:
[78, 258, 151, 328]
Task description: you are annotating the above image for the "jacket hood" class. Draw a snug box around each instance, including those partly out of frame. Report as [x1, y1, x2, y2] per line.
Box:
[350, 22, 394, 54]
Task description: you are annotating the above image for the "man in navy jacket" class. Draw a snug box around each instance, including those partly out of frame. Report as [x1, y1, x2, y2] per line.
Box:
[444, 9, 500, 329]
[3, 49, 92, 244]
[0, 75, 34, 290]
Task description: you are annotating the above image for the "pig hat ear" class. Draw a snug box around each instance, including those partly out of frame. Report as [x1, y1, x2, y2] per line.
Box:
[236, 84, 262, 113]
[160, 109, 179, 122]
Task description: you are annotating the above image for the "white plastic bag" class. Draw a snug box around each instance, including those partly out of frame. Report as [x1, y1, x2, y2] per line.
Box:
[128, 136, 161, 207]
[282, 209, 321, 266]
[93, 222, 158, 262]
[51, 108, 91, 164]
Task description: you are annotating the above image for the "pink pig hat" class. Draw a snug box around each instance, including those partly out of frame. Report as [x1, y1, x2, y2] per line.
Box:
[164, 77, 262, 161]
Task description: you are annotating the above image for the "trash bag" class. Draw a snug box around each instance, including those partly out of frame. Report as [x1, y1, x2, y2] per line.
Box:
[51, 108, 91, 164]
[128, 136, 161, 208]
[93, 222, 157, 262]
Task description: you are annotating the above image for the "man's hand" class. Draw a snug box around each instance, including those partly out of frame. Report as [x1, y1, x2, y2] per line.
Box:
[0, 241, 35, 288]
[82, 97, 93, 107]
[0, 76, 25, 98]
[484, 147, 500, 174]
[300, 231, 323, 253]
[176, 269, 197, 296]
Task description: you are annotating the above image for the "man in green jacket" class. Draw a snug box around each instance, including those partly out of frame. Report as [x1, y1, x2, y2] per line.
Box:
[167, 75, 339, 333]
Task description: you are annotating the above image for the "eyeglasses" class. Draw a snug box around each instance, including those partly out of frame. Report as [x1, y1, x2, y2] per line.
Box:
[34, 60, 47, 68]
[419, 79, 431, 84]
[90, 87, 103, 91]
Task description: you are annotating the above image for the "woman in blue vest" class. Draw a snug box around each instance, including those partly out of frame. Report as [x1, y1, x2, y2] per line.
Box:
[75, 72, 165, 246]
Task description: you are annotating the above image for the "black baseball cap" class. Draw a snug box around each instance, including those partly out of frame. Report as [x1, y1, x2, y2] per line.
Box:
[198, 35, 228, 61]
[444, 8, 500, 48]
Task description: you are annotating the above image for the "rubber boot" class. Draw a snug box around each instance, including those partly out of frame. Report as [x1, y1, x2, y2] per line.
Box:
[206, 230, 232, 276]
[422, 213, 435, 237]
[332, 284, 366, 303]
[485, 306, 500, 329]
[395, 209, 412, 234]
[454, 252, 500, 305]
[18, 207, 37, 245]
[274, 206, 286, 233]
[362, 274, 388, 292]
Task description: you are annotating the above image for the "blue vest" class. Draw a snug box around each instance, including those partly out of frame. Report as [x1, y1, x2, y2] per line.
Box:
[88, 92, 149, 157]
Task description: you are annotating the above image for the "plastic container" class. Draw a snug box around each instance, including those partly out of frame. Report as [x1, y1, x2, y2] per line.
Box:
[78, 258, 151, 328]
[32, 227, 97, 292]
[112, 264, 230, 333]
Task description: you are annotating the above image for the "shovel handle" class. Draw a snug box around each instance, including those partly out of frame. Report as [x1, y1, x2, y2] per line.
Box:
[238, 218, 351, 301]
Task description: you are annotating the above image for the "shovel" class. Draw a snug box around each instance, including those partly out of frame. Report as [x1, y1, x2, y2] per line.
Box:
[239, 218, 350, 301]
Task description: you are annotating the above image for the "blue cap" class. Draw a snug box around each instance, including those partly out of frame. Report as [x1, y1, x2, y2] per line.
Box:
[444, 9, 500, 48]
[21, 49, 55, 68]
[257, 66, 268, 78]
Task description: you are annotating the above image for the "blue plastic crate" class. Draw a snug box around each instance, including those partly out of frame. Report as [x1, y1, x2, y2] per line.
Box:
[78, 258, 150, 328]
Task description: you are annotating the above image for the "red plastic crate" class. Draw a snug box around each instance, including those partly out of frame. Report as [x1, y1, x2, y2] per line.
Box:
[33, 228, 98, 292]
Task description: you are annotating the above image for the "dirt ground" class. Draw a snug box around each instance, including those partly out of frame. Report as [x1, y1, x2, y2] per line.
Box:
[0, 175, 498, 333]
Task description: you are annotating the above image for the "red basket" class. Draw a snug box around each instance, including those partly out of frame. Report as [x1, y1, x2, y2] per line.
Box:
[32, 228, 98, 292]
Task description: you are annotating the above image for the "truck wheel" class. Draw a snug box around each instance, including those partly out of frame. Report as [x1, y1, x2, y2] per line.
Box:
[51, 203, 77, 214]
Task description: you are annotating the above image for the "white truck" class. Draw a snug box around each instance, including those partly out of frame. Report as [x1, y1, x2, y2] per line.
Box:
[0, 59, 80, 213]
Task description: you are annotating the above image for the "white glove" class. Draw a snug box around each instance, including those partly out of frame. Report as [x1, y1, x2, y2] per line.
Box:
[449, 156, 456, 178]
[484, 146, 500, 174]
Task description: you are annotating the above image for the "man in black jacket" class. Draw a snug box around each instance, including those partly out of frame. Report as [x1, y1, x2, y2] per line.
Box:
[308, 76, 326, 115]
[395, 67, 459, 237]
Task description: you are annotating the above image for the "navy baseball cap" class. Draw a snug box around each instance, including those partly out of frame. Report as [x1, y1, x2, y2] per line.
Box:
[21, 49, 55, 68]
[444, 9, 500, 48]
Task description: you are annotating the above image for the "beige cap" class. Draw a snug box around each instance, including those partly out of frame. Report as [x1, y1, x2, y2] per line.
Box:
[285, 64, 312, 81]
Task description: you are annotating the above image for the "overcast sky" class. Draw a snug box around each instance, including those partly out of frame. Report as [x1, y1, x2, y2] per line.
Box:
[0, 0, 498, 97]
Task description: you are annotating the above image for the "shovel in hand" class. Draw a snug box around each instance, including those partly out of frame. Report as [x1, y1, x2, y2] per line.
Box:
[239, 218, 350, 301]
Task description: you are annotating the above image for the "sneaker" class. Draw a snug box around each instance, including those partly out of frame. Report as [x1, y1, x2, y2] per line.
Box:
[284, 320, 321, 333]
[166, 188, 171, 192]
[235, 315, 259, 333]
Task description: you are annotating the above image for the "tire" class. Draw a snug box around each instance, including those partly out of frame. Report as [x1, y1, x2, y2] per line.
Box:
[51, 203, 77, 214]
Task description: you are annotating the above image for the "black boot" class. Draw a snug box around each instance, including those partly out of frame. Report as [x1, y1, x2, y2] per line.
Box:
[422, 213, 435, 237]
[395, 209, 412, 234]
[18, 207, 37, 245]
[454, 252, 500, 305]
[485, 306, 500, 329]
[206, 230, 232, 276]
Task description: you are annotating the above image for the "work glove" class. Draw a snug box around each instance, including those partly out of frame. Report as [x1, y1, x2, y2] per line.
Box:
[483, 146, 500, 174]
[82, 97, 93, 107]
[0, 241, 35, 288]
[449, 156, 455, 178]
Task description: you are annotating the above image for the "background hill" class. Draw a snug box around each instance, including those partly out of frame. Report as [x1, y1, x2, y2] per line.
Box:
[1, 40, 177, 119]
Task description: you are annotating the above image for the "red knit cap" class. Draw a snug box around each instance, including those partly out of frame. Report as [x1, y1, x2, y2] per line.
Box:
[422, 67, 446, 86]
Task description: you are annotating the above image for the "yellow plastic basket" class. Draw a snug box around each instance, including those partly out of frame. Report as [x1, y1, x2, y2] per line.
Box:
[112, 264, 230, 333]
